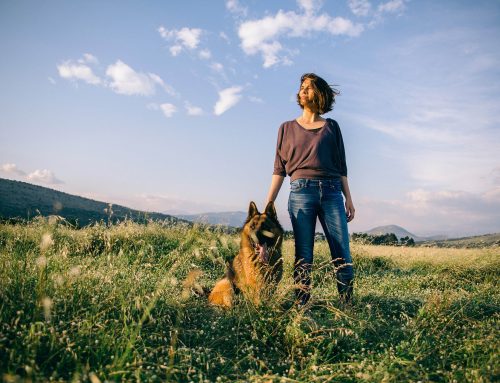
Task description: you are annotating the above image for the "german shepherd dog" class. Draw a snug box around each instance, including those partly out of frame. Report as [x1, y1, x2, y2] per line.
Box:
[208, 201, 284, 308]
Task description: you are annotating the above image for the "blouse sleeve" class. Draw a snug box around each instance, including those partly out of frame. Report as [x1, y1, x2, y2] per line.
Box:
[273, 123, 287, 176]
[333, 120, 348, 177]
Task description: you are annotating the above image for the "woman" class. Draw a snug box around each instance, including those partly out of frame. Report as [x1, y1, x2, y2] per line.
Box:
[265, 73, 355, 307]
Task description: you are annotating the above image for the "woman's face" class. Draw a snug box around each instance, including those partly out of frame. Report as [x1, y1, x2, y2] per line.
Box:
[299, 78, 315, 108]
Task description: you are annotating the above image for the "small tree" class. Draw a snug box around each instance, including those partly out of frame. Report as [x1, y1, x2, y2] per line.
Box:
[400, 236, 415, 247]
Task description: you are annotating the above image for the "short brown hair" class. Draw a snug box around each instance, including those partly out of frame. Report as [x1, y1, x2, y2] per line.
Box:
[296, 73, 339, 114]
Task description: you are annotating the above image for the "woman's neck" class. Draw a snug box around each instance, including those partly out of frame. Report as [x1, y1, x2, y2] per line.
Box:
[300, 109, 324, 124]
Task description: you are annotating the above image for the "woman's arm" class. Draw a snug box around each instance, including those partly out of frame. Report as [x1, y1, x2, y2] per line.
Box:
[266, 175, 285, 204]
[341, 176, 355, 222]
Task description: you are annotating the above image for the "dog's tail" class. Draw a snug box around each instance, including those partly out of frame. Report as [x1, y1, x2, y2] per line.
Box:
[181, 269, 209, 298]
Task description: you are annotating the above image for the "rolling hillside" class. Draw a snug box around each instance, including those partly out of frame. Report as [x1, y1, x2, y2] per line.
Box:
[0, 178, 188, 226]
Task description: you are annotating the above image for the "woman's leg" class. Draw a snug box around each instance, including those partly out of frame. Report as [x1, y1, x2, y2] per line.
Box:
[318, 181, 355, 303]
[288, 182, 319, 305]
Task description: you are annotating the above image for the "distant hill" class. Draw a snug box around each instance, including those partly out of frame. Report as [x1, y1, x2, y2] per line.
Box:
[0, 178, 189, 227]
[363, 225, 425, 241]
[417, 233, 500, 248]
[175, 211, 247, 228]
[362, 225, 449, 242]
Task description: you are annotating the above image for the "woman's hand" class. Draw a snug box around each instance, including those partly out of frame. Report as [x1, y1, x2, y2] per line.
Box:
[345, 198, 355, 222]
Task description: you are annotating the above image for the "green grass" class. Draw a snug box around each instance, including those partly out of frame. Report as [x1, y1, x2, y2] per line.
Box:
[0, 218, 498, 382]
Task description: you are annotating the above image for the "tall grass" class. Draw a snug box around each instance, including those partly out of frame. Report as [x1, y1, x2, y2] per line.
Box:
[0, 219, 498, 382]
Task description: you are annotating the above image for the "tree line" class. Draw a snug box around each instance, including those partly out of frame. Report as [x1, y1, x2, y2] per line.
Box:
[351, 232, 416, 246]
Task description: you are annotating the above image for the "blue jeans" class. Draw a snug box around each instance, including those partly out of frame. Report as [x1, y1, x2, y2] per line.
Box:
[288, 178, 354, 304]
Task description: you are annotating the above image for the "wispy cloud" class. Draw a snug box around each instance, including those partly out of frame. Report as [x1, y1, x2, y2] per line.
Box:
[377, 0, 406, 14]
[158, 26, 203, 56]
[225, 0, 248, 17]
[214, 86, 243, 116]
[199, 49, 212, 60]
[80, 53, 99, 64]
[148, 73, 177, 96]
[297, 0, 323, 14]
[219, 31, 230, 44]
[342, 24, 500, 192]
[348, 0, 372, 17]
[185, 102, 203, 116]
[210, 62, 224, 73]
[237, 2, 363, 67]
[248, 96, 263, 103]
[354, 185, 500, 237]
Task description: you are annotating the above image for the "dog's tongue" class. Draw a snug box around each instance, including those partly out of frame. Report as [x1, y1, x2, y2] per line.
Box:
[256, 243, 269, 263]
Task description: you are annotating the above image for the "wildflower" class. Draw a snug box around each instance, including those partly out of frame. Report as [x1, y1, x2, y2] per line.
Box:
[40, 233, 54, 251]
[36, 255, 47, 269]
[42, 297, 53, 321]
[69, 266, 81, 278]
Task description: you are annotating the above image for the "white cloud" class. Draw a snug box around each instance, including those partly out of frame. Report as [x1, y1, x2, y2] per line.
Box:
[199, 49, 212, 60]
[79, 53, 99, 64]
[57, 59, 101, 85]
[378, 0, 405, 14]
[219, 31, 230, 43]
[58, 55, 175, 97]
[297, 0, 323, 14]
[210, 62, 224, 72]
[1, 163, 26, 176]
[185, 102, 203, 116]
[354, 186, 500, 237]
[158, 26, 203, 56]
[27, 169, 63, 185]
[148, 73, 177, 96]
[237, 5, 363, 68]
[105, 60, 173, 96]
[169, 45, 183, 56]
[226, 0, 248, 17]
[48, 77, 56, 85]
[160, 103, 177, 118]
[1, 163, 64, 185]
[348, 0, 372, 16]
[214, 86, 243, 116]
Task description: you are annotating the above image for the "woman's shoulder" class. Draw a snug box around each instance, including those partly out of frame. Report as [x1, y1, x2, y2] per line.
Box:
[325, 117, 339, 126]
[281, 119, 297, 127]
[277, 119, 298, 133]
[325, 118, 341, 131]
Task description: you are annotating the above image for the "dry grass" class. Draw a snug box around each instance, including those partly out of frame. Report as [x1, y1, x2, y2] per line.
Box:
[0, 219, 498, 382]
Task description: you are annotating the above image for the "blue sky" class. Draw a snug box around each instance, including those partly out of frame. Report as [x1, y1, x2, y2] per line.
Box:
[1, 0, 499, 237]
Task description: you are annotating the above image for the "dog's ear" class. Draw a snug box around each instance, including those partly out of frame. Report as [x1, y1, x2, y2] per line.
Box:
[247, 201, 259, 219]
[264, 201, 277, 220]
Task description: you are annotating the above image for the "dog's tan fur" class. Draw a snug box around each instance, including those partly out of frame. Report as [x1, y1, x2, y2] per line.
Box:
[208, 201, 284, 308]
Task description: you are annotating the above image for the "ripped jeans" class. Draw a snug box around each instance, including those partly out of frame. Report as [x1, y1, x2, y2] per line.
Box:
[288, 178, 354, 304]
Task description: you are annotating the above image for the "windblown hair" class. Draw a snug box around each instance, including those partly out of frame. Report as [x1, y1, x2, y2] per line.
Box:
[296, 73, 340, 114]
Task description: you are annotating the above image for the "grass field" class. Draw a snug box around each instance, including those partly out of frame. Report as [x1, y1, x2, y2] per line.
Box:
[1, 218, 499, 382]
